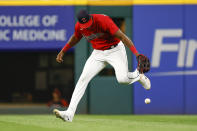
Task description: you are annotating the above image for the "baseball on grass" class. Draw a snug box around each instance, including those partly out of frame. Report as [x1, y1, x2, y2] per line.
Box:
[145, 98, 151, 104]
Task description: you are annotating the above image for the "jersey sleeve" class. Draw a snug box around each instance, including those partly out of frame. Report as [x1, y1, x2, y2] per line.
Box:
[74, 23, 83, 39]
[101, 15, 119, 36]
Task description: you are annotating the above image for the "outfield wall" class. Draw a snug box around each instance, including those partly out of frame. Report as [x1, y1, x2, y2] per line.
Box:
[0, 0, 197, 114]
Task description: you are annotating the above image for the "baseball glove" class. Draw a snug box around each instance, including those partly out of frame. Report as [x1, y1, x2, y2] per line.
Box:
[137, 54, 150, 73]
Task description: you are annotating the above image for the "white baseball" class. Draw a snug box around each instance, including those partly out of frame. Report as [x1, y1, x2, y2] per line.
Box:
[145, 98, 151, 104]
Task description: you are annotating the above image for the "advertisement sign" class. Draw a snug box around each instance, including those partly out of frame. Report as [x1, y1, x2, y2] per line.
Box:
[133, 5, 197, 114]
[0, 6, 75, 51]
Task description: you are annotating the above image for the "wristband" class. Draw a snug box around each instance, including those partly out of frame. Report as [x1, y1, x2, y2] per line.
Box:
[129, 45, 138, 55]
[62, 44, 72, 53]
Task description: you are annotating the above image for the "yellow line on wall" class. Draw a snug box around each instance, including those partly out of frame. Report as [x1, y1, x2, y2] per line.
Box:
[133, 0, 197, 5]
[0, 0, 87, 6]
[0, 0, 197, 6]
[88, 0, 196, 5]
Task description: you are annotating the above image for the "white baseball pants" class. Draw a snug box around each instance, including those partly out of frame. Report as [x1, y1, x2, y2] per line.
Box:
[66, 41, 140, 115]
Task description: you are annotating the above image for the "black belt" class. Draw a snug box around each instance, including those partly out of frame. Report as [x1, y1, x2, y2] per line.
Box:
[106, 44, 118, 50]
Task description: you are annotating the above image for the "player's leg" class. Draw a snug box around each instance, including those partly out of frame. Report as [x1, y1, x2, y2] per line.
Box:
[67, 56, 107, 115]
[106, 42, 138, 84]
[54, 51, 107, 122]
[106, 42, 151, 89]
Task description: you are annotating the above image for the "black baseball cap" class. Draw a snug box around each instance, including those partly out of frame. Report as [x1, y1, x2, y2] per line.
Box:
[77, 9, 93, 29]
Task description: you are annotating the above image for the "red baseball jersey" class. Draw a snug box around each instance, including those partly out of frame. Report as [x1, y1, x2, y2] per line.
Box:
[74, 14, 120, 50]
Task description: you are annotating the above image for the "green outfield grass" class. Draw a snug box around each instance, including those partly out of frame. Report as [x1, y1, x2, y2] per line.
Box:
[0, 115, 197, 131]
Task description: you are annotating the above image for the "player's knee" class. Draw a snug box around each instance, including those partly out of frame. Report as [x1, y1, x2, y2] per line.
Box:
[79, 74, 89, 83]
[79, 72, 93, 83]
[117, 77, 130, 85]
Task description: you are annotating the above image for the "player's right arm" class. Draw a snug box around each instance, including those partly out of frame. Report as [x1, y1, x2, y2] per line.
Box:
[56, 34, 81, 63]
[56, 23, 83, 63]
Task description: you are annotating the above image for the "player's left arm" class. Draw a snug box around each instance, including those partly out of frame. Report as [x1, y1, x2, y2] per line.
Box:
[114, 29, 151, 73]
[114, 29, 139, 56]
[102, 15, 138, 56]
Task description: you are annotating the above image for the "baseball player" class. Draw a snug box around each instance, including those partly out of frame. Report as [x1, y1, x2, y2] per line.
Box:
[54, 9, 151, 122]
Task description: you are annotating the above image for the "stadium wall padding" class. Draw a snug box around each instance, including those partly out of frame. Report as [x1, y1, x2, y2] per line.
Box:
[133, 5, 197, 114]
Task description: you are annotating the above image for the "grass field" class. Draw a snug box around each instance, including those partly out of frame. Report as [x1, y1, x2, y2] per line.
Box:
[0, 115, 197, 131]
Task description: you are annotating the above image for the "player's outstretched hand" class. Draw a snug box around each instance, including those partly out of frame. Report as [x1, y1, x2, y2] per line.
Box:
[56, 51, 64, 63]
